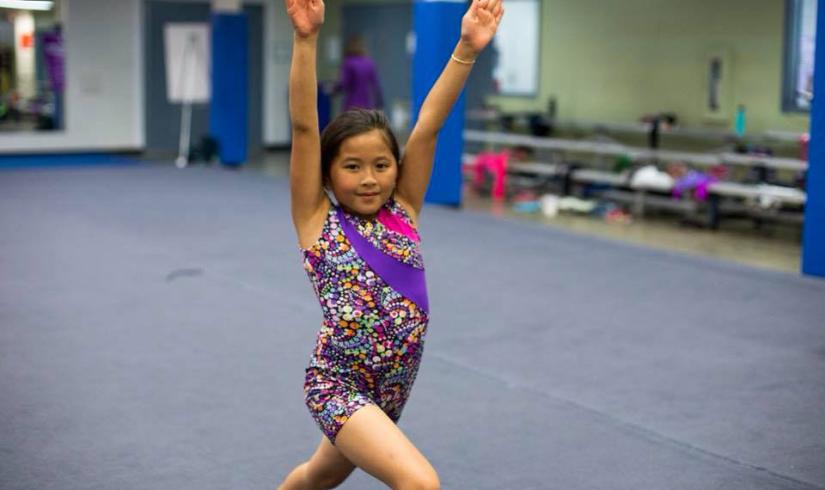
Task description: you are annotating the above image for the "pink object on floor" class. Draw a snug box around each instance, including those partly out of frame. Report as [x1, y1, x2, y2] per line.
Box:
[800, 133, 810, 162]
[472, 151, 509, 200]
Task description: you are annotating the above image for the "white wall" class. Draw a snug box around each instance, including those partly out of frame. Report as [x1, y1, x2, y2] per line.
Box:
[212, 0, 242, 11]
[0, 0, 291, 153]
[265, 0, 292, 146]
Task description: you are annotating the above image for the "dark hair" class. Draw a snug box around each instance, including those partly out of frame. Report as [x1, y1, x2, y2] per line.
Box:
[320, 109, 400, 183]
[344, 35, 366, 57]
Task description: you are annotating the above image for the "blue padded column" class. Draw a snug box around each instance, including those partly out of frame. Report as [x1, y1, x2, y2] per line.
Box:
[803, 0, 825, 277]
[209, 12, 248, 166]
[411, 0, 466, 206]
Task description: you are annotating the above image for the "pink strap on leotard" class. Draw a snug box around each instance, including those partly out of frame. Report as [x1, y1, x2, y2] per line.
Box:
[377, 207, 420, 243]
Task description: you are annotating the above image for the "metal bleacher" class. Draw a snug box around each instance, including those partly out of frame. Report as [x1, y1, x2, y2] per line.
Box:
[462, 129, 807, 228]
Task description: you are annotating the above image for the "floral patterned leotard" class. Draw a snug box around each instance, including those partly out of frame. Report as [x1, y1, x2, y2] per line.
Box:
[301, 197, 429, 443]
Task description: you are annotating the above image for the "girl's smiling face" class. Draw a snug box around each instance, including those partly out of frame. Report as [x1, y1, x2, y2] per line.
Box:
[328, 129, 399, 218]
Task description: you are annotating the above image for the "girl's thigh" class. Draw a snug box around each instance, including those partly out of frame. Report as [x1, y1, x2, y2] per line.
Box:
[334, 404, 438, 488]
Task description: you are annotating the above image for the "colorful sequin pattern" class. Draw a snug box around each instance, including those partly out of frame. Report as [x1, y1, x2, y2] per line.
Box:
[301, 198, 428, 443]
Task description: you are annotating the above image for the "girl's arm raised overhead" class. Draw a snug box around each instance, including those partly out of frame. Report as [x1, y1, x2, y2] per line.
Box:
[286, 0, 327, 230]
[396, 0, 503, 217]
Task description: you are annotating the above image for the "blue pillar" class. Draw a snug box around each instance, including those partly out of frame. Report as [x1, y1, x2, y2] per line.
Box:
[803, 0, 825, 277]
[411, 0, 466, 206]
[209, 12, 248, 166]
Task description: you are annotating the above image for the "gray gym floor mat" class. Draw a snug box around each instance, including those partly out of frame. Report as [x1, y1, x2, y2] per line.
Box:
[1, 164, 823, 489]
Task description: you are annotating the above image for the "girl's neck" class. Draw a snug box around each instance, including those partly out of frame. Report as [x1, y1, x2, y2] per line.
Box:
[347, 209, 377, 220]
[335, 190, 393, 218]
[340, 199, 390, 221]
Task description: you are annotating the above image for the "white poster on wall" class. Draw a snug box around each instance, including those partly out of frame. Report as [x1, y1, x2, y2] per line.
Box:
[164, 23, 211, 103]
[492, 0, 539, 96]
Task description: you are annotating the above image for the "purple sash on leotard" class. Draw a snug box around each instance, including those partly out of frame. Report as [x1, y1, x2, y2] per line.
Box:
[336, 207, 429, 314]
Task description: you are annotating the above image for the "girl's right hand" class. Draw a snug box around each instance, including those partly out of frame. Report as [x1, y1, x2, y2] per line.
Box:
[460, 0, 504, 56]
[285, 0, 325, 38]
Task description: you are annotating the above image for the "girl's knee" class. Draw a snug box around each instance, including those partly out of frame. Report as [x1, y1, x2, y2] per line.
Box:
[395, 467, 440, 490]
[314, 472, 349, 489]
[305, 460, 354, 489]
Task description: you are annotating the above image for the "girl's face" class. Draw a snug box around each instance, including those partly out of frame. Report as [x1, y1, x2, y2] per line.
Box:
[328, 129, 398, 218]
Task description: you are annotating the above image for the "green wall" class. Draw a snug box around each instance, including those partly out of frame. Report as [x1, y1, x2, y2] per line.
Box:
[491, 0, 809, 134]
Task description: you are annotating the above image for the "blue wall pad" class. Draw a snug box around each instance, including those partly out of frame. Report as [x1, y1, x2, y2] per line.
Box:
[209, 13, 248, 166]
[411, 0, 466, 206]
[317, 82, 331, 132]
[0, 153, 137, 170]
[802, 0, 825, 277]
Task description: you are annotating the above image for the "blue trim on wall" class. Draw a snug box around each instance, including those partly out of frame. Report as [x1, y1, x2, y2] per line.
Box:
[802, 0, 825, 277]
[411, 0, 465, 206]
[0, 153, 138, 170]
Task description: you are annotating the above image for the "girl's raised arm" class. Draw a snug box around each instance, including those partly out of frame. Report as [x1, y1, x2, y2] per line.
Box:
[396, 0, 503, 217]
[286, 0, 327, 230]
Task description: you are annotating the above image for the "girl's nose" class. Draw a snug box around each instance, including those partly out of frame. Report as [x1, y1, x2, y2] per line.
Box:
[361, 170, 378, 185]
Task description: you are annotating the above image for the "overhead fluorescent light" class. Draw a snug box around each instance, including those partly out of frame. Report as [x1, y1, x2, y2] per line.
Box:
[0, 1, 54, 11]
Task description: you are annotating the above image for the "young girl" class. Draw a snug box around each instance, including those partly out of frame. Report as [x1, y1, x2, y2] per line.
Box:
[279, 1, 502, 488]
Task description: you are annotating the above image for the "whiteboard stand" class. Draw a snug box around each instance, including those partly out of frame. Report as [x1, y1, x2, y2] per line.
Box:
[175, 33, 203, 169]
[164, 23, 210, 169]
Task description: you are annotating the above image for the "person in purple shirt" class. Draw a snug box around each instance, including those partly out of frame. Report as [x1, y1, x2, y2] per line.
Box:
[332, 36, 384, 111]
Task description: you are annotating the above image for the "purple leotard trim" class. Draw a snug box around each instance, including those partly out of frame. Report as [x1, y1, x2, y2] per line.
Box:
[336, 207, 429, 314]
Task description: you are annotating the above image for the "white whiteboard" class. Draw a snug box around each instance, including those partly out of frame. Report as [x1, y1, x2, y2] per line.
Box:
[164, 23, 211, 103]
[492, 0, 539, 96]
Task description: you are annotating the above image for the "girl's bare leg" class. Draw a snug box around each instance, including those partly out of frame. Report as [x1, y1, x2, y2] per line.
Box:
[278, 436, 356, 490]
[334, 405, 439, 490]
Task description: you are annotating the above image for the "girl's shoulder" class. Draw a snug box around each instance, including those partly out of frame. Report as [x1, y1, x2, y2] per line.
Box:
[388, 195, 419, 231]
[297, 196, 334, 252]
[380, 196, 421, 243]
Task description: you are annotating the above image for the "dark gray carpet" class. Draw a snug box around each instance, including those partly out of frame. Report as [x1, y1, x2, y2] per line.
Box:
[1, 163, 823, 490]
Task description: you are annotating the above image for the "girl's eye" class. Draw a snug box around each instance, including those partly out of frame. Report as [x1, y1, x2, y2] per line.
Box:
[344, 163, 359, 170]
[376, 162, 390, 169]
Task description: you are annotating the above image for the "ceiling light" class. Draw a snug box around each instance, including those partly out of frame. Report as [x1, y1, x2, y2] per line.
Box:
[0, 1, 54, 11]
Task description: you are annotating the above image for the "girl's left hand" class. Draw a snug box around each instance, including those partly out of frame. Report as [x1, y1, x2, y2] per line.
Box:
[460, 0, 504, 56]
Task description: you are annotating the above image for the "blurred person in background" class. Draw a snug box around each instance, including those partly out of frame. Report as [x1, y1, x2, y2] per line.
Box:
[330, 35, 384, 112]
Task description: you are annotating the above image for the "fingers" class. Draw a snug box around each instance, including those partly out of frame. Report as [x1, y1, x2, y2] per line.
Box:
[489, 0, 502, 16]
[472, 0, 489, 21]
[285, 0, 315, 12]
[467, 0, 479, 17]
[286, 0, 303, 15]
[466, 0, 502, 28]
[476, 0, 501, 24]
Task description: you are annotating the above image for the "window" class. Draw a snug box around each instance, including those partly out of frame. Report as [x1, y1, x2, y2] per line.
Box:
[783, 0, 817, 113]
[492, 0, 539, 97]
